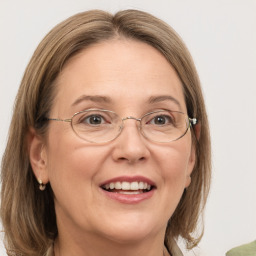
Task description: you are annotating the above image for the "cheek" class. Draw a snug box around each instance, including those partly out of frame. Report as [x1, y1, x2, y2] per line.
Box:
[147, 141, 193, 223]
[156, 140, 193, 186]
[45, 127, 104, 194]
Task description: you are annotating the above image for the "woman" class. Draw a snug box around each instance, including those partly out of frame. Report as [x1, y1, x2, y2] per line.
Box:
[1, 9, 211, 256]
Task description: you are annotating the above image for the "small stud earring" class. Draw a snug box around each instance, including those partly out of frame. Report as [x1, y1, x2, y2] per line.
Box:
[38, 179, 46, 191]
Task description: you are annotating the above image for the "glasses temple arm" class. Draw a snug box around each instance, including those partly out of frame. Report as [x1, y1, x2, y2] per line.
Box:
[47, 118, 72, 122]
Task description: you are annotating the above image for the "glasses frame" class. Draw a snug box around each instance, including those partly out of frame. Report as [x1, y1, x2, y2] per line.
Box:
[47, 108, 197, 143]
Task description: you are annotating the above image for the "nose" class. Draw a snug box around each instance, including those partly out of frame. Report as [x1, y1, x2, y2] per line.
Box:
[112, 118, 150, 164]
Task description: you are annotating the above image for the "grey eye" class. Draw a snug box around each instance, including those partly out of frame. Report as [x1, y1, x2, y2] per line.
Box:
[149, 115, 173, 125]
[78, 114, 109, 126]
[86, 115, 104, 125]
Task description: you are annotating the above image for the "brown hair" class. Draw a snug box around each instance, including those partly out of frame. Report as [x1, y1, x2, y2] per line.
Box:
[1, 9, 211, 256]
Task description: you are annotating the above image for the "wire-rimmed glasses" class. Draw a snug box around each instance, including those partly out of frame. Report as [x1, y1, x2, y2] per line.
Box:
[47, 109, 197, 143]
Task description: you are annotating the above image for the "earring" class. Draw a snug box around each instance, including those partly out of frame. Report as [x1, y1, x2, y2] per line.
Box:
[38, 179, 46, 191]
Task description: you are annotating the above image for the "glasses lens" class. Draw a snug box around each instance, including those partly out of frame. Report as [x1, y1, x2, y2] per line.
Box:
[141, 110, 189, 142]
[71, 110, 122, 143]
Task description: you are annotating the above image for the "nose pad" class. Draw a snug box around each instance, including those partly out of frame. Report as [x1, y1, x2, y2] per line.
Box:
[112, 118, 149, 164]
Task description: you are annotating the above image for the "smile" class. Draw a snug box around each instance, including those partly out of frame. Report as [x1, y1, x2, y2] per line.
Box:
[101, 181, 152, 194]
[100, 176, 156, 204]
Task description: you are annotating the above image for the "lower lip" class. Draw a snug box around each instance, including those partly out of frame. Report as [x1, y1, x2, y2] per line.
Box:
[101, 189, 155, 204]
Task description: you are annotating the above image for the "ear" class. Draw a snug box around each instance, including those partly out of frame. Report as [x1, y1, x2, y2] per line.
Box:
[193, 122, 201, 141]
[27, 127, 49, 185]
[185, 151, 194, 188]
[185, 122, 201, 188]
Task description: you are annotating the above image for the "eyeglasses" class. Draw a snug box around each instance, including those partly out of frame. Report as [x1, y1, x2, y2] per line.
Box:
[47, 109, 197, 143]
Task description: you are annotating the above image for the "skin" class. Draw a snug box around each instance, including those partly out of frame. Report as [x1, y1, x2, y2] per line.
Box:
[29, 39, 196, 256]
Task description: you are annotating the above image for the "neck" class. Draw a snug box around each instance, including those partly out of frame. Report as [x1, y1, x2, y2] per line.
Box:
[54, 234, 170, 256]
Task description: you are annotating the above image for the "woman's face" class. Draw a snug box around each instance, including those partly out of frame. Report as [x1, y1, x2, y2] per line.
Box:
[41, 39, 195, 244]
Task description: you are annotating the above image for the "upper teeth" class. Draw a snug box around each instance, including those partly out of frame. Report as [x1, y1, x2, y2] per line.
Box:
[103, 181, 151, 191]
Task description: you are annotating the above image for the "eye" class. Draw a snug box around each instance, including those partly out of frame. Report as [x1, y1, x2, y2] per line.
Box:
[143, 111, 177, 127]
[86, 115, 105, 125]
[149, 114, 174, 125]
[78, 113, 110, 126]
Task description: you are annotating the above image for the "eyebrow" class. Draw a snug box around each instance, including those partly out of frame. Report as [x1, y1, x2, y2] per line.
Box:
[71, 94, 181, 109]
[148, 95, 182, 109]
[71, 95, 112, 106]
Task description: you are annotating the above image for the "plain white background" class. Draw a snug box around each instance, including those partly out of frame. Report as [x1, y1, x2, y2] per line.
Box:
[0, 0, 255, 255]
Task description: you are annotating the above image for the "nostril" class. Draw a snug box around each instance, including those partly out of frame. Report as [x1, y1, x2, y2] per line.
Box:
[127, 156, 146, 164]
[116, 156, 146, 164]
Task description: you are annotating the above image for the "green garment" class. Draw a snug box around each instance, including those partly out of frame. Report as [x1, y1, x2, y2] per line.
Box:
[226, 240, 256, 256]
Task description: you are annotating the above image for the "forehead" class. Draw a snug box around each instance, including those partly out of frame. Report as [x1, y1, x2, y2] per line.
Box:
[53, 39, 186, 115]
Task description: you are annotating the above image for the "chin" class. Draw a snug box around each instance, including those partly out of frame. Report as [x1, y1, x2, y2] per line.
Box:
[97, 213, 163, 244]
[104, 227, 154, 244]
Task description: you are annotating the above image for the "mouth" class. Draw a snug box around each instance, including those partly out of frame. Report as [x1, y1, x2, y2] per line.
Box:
[101, 181, 154, 194]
